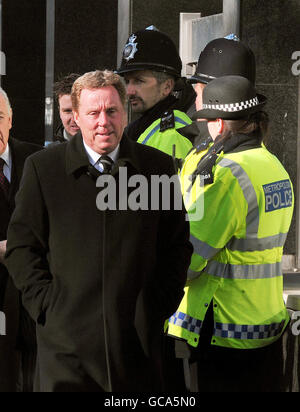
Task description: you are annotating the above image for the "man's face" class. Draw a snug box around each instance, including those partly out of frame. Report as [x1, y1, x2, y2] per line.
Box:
[0, 94, 12, 155]
[124, 70, 170, 114]
[73, 86, 127, 155]
[58, 94, 80, 136]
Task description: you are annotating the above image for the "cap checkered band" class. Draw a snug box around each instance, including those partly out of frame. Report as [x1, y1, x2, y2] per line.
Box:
[169, 311, 202, 335]
[214, 320, 285, 340]
[203, 96, 259, 112]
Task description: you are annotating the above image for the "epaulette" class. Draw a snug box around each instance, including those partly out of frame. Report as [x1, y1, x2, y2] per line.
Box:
[194, 136, 213, 153]
[160, 110, 175, 132]
[191, 143, 224, 186]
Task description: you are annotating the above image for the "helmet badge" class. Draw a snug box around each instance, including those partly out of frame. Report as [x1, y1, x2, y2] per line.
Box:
[123, 34, 138, 62]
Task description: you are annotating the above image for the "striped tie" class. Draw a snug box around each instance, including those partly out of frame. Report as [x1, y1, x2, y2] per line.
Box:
[99, 155, 114, 174]
[0, 158, 9, 197]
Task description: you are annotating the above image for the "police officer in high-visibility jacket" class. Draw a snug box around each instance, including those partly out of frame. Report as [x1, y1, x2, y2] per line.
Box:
[168, 75, 294, 392]
[116, 26, 195, 159]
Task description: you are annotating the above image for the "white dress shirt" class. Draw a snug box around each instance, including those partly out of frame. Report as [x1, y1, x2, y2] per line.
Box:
[0, 144, 12, 182]
[83, 141, 120, 173]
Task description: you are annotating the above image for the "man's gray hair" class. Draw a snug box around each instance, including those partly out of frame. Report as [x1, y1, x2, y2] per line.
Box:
[0, 87, 12, 115]
[151, 70, 175, 86]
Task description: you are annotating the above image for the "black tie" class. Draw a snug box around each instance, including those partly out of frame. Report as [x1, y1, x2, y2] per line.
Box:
[99, 155, 114, 174]
[0, 158, 9, 198]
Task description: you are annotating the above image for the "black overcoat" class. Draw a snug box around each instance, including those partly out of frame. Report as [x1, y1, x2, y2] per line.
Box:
[0, 137, 42, 392]
[5, 133, 192, 392]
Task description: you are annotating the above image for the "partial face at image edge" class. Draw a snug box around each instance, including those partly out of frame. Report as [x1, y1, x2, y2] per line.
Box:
[0, 94, 12, 155]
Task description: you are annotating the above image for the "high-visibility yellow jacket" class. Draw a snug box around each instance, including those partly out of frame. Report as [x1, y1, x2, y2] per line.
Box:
[168, 137, 294, 349]
[137, 109, 193, 158]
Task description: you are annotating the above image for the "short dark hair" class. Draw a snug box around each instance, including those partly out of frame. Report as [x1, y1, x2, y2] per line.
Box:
[53, 73, 81, 101]
[221, 111, 269, 144]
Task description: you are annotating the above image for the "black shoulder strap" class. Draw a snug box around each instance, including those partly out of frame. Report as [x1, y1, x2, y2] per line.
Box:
[191, 143, 224, 186]
[160, 110, 175, 132]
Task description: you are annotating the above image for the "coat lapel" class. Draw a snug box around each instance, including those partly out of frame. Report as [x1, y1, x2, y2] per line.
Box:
[112, 133, 142, 175]
[8, 139, 26, 204]
[65, 133, 90, 176]
[66, 132, 142, 176]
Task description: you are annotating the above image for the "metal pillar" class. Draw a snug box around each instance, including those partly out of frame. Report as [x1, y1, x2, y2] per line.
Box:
[0, 0, 5, 85]
[45, 0, 55, 143]
[296, 75, 300, 270]
[117, 0, 132, 68]
[223, 0, 240, 37]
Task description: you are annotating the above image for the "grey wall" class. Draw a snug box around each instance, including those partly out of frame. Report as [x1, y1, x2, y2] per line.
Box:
[54, 0, 118, 77]
[1, 0, 118, 144]
[132, 0, 223, 48]
[2, 0, 46, 146]
[241, 0, 299, 254]
[53, 0, 118, 131]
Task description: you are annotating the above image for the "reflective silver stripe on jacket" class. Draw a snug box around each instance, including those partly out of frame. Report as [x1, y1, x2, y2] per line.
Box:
[219, 158, 259, 236]
[169, 311, 202, 335]
[214, 320, 286, 339]
[219, 158, 288, 252]
[227, 232, 288, 252]
[205, 260, 282, 279]
[190, 235, 221, 260]
[187, 268, 203, 280]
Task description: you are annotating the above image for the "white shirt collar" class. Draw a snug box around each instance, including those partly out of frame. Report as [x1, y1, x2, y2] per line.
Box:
[83, 140, 120, 167]
[63, 129, 71, 141]
[1, 144, 10, 166]
[0, 144, 12, 182]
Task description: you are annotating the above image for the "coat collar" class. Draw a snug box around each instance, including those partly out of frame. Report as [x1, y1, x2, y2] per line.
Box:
[8, 138, 40, 201]
[66, 132, 142, 176]
[9, 138, 26, 192]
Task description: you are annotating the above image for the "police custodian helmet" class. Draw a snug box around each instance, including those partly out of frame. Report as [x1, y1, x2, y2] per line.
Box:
[116, 26, 182, 78]
[189, 35, 256, 85]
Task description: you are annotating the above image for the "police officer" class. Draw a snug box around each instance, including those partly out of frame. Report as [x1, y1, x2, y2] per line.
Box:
[178, 35, 257, 151]
[116, 26, 195, 159]
[168, 75, 294, 392]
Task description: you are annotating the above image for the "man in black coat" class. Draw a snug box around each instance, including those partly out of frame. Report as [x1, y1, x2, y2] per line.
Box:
[5, 70, 192, 392]
[0, 87, 42, 391]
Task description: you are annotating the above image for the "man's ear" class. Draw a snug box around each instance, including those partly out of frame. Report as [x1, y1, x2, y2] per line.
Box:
[8, 109, 13, 130]
[162, 78, 175, 97]
[217, 118, 224, 135]
[73, 110, 79, 126]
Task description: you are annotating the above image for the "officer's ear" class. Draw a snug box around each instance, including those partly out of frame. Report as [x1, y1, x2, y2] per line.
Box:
[216, 118, 224, 135]
[162, 78, 175, 97]
[8, 108, 13, 130]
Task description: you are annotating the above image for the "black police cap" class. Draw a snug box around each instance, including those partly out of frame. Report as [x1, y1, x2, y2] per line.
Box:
[189, 37, 256, 85]
[116, 26, 182, 78]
